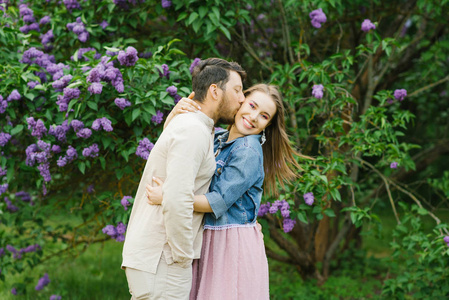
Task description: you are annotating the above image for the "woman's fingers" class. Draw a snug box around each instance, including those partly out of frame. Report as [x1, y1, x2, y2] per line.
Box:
[152, 177, 164, 186]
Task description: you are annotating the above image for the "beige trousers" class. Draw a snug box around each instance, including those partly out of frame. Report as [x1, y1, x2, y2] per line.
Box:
[125, 254, 192, 300]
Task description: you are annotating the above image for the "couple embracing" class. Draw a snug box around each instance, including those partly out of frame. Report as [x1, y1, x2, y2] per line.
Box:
[121, 58, 301, 299]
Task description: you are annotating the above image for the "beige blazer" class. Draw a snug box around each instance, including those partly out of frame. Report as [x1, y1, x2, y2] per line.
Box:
[122, 111, 215, 273]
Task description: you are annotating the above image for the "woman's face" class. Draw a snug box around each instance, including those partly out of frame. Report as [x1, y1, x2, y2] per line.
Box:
[232, 91, 277, 138]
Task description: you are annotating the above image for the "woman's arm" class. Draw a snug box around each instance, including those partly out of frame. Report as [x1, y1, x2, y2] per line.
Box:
[163, 92, 201, 129]
[146, 177, 212, 212]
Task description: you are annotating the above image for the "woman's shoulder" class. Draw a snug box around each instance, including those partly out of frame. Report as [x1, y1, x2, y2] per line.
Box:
[230, 135, 263, 155]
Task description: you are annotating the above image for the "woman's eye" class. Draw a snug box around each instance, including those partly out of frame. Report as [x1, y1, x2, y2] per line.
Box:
[249, 103, 255, 109]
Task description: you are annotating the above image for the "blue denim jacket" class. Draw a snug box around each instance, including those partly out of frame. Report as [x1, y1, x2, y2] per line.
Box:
[204, 130, 264, 229]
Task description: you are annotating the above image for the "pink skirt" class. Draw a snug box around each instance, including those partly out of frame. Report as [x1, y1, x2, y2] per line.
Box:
[190, 225, 270, 300]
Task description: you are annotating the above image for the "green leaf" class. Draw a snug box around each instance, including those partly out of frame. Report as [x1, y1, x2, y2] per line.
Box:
[99, 156, 106, 170]
[417, 208, 428, 215]
[78, 162, 86, 174]
[297, 212, 308, 224]
[10, 125, 24, 136]
[132, 108, 141, 121]
[324, 208, 336, 217]
[177, 12, 188, 22]
[87, 101, 98, 111]
[187, 12, 199, 25]
[219, 25, 231, 40]
[102, 137, 112, 149]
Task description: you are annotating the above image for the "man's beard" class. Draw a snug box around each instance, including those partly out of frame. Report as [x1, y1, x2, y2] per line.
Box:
[216, 93, 238, 125]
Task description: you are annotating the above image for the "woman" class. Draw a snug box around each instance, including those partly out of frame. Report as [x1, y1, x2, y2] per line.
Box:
[147, 84, 302, 299]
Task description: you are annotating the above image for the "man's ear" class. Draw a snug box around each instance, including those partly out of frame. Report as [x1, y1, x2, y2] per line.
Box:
[208, 84, 220, 100]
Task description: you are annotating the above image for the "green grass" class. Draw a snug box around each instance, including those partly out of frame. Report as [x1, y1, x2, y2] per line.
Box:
[0, 241, 129, 299]
[2, 210, 447, 299]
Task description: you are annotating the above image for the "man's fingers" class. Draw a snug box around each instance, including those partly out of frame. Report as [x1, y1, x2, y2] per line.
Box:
[188, 91, 195, 99]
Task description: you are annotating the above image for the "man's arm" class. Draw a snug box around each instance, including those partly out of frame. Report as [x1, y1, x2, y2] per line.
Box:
[161, 117, 211, 266]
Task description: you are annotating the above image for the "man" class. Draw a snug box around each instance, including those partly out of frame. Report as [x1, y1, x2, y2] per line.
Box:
[122, 58, 246, 299]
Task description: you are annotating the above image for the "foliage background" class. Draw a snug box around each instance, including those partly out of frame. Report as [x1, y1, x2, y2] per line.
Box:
[1, 0, 449, 298]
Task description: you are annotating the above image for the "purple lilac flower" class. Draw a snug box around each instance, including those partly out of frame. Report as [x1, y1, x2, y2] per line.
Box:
[57, 156, 68, 167]
[312, 84, 324, 99]
[91, 117, 113, 132]
[102, 224, 116, 236]
[114, 98, 131, 110]
[30, 119, 47, 139]
[82, 143, 99, 157]
[19, 4, 33, 17]
[394, 89, 407, 101]
[390, 161, 398, 169]
[189, 58, 201, 74]
[87, 184, 95, 193]
[52, 75, 73, 91]
[28, 81, 39, 89]
[20, 244, 41, 254]
[117, 46, 139, 66]
[309, 8, 327, 29]
[66, 145, 78, 160]
[39, 16, 51, 25]
[304, 192, 314, 206]
[35, 273, 50, 291]
[0, 184, 8, 195]
[158, 64, 170, 79]
[174, 94, 182, 104]
[0, 97, 7, 113]
[121, 196, 132, 210]
[67, 17, 89, 42]
[51, 145, 61, 153]
[152, 111, 164, 124]
[139, 51, 153, 58]
[40, 29, 54, 46]
[42, 183, 47, 196]
[361, 19, 376, 32]
[166, 85, 177, 96]
[0, 166, 6, 177]
[4, 196, 19, 212]
[116, 222, 127, 234]
[64, 0, 81, 12]
[50, 295, 62, 300]
[38, 162, 51, 182]
[283, 218, 296, 233]
[48, 120, 70, 142]
[444, 236, 449, 247]
[0, 132, 11, 146]
[72, 47, 98, 61]
[11, 288, 17, 295]
[77, 128, 92, 139]
[7, 89, 21, 101]
[25, 144, 39, 166]
[161, 0, 172, 8]
[16, 191, 32, 202]
[135, 138, 154, 160]
[0, 248, 4, 257]
[70, 119, 84, 132]
[99, 20, 109, 29]
[106, 50, 119, 56]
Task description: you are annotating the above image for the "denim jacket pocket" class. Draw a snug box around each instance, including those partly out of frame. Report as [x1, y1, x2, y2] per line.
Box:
[214, 159, 226, 176]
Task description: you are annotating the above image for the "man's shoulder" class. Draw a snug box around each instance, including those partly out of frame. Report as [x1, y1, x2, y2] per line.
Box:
[168, 112, 212, 132]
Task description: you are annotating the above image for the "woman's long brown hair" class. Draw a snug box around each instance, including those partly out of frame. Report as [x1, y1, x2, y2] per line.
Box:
[244, 84, 311, 196]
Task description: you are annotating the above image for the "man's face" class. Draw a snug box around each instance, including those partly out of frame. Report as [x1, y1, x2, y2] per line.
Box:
[216, 71, 245, 124]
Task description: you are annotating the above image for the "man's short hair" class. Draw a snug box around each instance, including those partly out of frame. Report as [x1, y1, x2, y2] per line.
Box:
[191, 58, 246, 103]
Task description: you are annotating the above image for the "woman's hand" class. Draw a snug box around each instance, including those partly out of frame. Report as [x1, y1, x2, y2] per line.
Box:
[173, 92, 201, 114]
[146, 177, 164, 205]
[163, 92, 201, 129]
